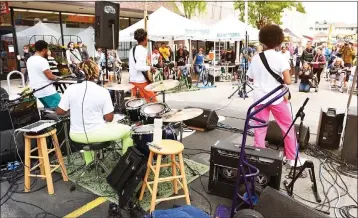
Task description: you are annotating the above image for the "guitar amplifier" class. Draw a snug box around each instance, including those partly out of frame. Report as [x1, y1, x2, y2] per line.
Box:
[208, 134, 283, 199]
[106, 146, 147, 207]
[184, 107, 218, 130]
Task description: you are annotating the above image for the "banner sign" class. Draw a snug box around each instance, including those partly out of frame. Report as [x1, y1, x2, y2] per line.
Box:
[336, 34, 357, 41]
[0, 2, 10, 15]
[216, 32, 240, 39]
[67, 15, 95, 24]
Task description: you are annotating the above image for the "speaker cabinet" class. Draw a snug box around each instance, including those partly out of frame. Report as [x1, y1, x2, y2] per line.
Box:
[95, 1, 119, 49]
[316, 107, 345, 149]
[183, 107, 218, 130]
[341, 106, 357, 166]
[265, 120, 310, 150]
[255, 187, 330, 218]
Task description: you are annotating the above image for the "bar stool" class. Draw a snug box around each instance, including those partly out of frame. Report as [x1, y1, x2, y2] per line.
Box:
[139, 139, 191, 212]
[24, 129, 68, 195]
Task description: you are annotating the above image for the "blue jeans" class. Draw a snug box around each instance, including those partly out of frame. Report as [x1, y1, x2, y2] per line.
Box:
[299, 83, 310, 92]
[39, 93, 61, 109]
[194, 65, 205, 74]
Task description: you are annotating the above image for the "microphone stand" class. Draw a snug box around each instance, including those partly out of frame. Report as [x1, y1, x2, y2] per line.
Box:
[282, 98, 321, 203]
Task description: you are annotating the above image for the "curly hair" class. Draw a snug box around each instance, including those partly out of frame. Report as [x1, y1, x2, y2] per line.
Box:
[78, 60, 99, 81]
[134, 28, 147, 43]
[259, 24, 284, 49]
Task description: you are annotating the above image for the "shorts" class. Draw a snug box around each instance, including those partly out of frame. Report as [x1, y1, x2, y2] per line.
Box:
[39, 93, 61, 109]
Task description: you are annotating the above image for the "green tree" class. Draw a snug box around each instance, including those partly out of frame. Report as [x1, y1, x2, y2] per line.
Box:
[180, 1, 207, 19]
[234, 1, 306, 29]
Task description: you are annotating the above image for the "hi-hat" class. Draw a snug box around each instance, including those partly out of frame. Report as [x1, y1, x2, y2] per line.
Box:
[162, 108, 203, 122]
[105, 83, 134, 91]
[145, 80, 179, 92]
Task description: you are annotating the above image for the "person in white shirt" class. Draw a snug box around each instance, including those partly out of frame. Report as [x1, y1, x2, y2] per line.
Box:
[247, 24, 306, 167]
[56, 60, 133, 155]
[281, 46, 291, 64]
[66, 41, 82, 74]
[26, 40, 61, 108]
[128, 28, 157, 102]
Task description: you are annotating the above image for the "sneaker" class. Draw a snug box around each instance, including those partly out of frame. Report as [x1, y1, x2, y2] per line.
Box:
[287, 157, 307, 168]
[339, 88, 343, 93]
[315, 88, 318, 92]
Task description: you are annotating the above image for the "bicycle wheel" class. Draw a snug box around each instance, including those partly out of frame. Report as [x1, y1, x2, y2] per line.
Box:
[202, 69, 209, 86]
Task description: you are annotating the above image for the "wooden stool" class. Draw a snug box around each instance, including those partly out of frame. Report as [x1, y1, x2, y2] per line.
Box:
[24, 129, 68, 195]
[139, 139, 190, 212]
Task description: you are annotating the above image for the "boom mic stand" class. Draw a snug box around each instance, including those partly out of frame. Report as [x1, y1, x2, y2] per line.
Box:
[282, 98, 321, 203]
[228, 31, 253, 100]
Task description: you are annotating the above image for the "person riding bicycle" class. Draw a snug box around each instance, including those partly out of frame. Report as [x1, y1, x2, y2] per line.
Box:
[159, 42, 170, 63]
[176, 48, 187, 78]
[192, 48, 206, 76]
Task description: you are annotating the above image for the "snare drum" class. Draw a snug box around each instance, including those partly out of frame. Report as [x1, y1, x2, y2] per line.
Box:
[140, 103, 170, 124]
[132, 124, 177, 158]
[125, 98, 146, 122]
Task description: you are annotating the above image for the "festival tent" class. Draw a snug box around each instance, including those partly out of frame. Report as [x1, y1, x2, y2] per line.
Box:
[119, 6, 209, 42]
[192, 15, 259, 41]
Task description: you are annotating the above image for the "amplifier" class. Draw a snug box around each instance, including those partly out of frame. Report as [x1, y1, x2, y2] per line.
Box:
[316, 107, 345, 149]
[184, 107, 218, 130]
[341, 106, 357, 166]
[208, 134, 283, 199]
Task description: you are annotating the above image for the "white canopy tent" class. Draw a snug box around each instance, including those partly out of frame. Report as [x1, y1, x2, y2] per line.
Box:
[119, 6, 209, 42]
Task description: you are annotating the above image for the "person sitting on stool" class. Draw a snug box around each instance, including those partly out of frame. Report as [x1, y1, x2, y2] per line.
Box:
[56, 60, 133, 160]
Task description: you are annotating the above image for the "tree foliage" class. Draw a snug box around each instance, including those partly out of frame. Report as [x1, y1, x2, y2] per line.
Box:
[234, 1, 306, 29]
[181, 1, 207, 19]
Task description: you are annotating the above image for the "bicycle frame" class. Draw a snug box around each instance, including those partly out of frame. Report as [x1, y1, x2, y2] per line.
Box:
[230, 85, 289, 217]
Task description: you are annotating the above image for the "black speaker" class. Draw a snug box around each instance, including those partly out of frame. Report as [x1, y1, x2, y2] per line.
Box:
[106, 146, 147, 207]
[0, 87, 9, 101]
[341, 106, 357, 166]
[265, 120, 310, 150]
[95, 1, 119, 49]
[183, 107, 218, 130]
[208, 134, 283, 199]
[316, 107, 345, 149]
[255, 187, 330, 218]
[0, 130, 25, 165]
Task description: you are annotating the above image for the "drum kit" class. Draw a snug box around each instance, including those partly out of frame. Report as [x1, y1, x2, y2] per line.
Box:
[105, 80, 203, 156]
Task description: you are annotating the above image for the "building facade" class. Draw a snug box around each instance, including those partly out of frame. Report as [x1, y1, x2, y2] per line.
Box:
[0, 1, 179, 78]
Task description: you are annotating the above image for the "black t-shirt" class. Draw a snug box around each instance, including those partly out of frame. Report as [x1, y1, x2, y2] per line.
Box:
[176, 52, 186, 66]
[299, 68, 312, 84]
[226, 50, 235, 63]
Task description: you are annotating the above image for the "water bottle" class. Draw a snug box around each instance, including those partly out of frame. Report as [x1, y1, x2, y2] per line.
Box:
[153, 118, 163, 144]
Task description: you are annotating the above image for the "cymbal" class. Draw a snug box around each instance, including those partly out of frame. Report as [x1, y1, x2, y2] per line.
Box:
[105, 83, 134, 91]
[162, 108, 203, 122]
[145, 80, 179, 92]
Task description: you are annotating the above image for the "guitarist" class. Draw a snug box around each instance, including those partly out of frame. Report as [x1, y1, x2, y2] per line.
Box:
[129, 28, 157, 102]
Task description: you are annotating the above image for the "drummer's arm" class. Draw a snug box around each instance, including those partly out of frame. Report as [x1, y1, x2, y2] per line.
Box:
[103, 90, 114, 122]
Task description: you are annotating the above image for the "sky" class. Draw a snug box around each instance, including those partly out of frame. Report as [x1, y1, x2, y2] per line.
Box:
[302, 1, 358, 23]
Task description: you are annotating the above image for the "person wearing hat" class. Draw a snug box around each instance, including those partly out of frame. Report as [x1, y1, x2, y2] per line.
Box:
[339, 42, 355, 67]
[77, 41, 89, 61]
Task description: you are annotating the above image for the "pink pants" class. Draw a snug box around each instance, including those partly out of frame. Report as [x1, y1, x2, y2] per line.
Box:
[254, 100, 297, 160]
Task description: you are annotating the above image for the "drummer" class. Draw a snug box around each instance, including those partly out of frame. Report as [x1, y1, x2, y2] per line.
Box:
[56, 60, 134, 160]
[129, 28, 157, 102]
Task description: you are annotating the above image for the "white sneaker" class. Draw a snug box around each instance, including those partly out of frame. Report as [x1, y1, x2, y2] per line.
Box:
[287, 157, 307, 168]
[339, 88, 343, 93]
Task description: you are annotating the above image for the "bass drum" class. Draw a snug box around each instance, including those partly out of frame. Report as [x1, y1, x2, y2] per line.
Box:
[140, 102, 170, 124]
[132, 124, 177, 158]
[125, 98, 146, 122]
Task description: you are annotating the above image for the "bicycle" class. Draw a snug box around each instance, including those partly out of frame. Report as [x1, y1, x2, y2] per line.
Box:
[194, 64, 209, 86]
[153, 68, 164, 82]
[177, 65, 192, 90]
[163, 62, 177, 80]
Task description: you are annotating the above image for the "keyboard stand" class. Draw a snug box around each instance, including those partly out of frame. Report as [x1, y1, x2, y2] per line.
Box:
[61, 121, 72, 164]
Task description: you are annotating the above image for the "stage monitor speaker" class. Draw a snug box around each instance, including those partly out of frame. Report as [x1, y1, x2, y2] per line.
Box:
[208, 134, 283, 199]
[255, 187, 330, 218]
[265, 120, 310, 150]
[183, 107, 218, 130]
[95, 1, 119, 49]
[106, 146, 147, 207]
[316, 107, 345, 149]
[341, 106, 357, 166]
[0, 130, 25, 165]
